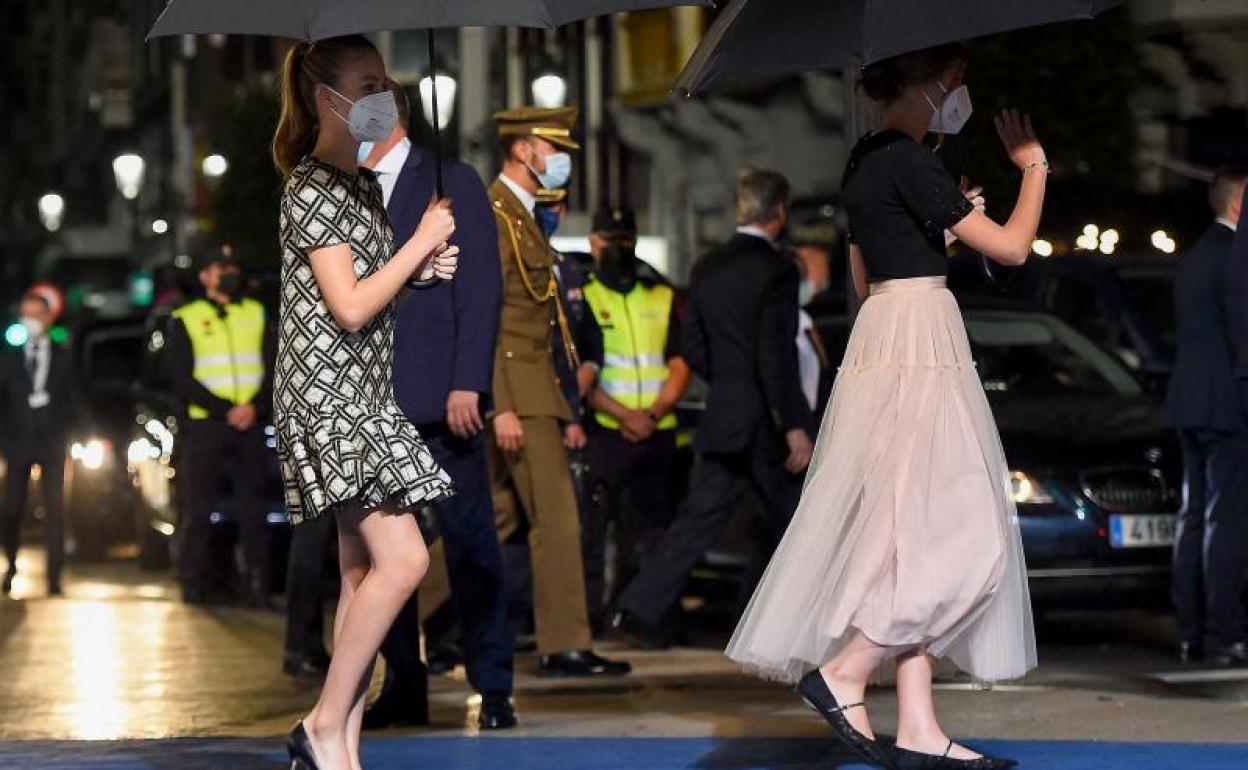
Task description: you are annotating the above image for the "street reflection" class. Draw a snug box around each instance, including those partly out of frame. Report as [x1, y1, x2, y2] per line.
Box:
[66, 602, 130, 739]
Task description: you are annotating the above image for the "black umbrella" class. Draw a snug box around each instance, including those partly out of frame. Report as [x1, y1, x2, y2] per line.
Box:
[149, 0, 713, 193]
[676, 0, 1122, 95]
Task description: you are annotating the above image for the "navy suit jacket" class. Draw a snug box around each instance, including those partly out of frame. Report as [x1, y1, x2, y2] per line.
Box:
[1166, 223, 1244, 431]
[388, 145, 503, 425]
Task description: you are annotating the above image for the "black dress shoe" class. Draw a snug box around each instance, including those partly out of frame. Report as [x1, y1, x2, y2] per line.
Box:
[2, 567, 15, 596]
[610, 609, 673, 651]
[287, 721, 324, 770]
[361, 688, 429, 730]
[796, 670, 895, 769]
[478, 695, 518, 730]
[538, 650, 632, 678]
[282, 650, 331, 678]
[893, 741, 1016, 769]
[1178, 640, 1204, 664]
[1212, 641, 1248, 667]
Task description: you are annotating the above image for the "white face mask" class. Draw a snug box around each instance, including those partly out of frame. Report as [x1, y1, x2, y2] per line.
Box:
[324, 85, 399, 143]
[924, 82, 973, 135]
[20, 316, 45, 340]
[357, 141, 375, 164]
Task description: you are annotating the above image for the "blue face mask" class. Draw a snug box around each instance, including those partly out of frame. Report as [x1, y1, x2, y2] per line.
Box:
[528, 151, 572, 190]
[357, 141, 374, 164]
[536, 206, 562, 239]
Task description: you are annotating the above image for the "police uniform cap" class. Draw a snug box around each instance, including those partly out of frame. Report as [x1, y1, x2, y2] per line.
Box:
[494, 106, 581, 150]
[591, 206, 637, 236]
[194, 247, 239, 273]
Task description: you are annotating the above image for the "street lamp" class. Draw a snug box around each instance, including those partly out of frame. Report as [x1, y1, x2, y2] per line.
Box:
[531, 72, 568, 109]
[418, 74, 457, 131]
[112, 153, 146, 200]
[38, 193, 66, 232]
[202, 154, 228, 178]
[151, 219, 169, 235]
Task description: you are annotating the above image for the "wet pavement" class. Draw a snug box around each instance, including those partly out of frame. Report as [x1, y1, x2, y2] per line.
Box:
[1, 548, 1247, 768]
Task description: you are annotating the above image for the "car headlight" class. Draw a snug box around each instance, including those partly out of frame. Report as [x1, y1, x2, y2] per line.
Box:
[70, 438, 111, 471]
[1010, 471, 1054, 505]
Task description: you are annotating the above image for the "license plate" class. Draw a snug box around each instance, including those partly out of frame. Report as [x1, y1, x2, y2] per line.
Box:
[1108, 514, 1176, 548]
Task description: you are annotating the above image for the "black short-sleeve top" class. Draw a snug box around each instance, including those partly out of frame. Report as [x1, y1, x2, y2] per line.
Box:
[841, 130, 974, 282]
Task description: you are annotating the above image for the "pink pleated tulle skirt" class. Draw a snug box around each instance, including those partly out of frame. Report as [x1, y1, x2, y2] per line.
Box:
[726, 276, 1036, 684]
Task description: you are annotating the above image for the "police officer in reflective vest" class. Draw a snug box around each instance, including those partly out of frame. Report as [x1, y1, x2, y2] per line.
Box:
[167, 249, 276, 606]
[582, 207, 691, 634]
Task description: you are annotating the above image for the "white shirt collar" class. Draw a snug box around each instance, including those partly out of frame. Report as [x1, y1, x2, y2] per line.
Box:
[736, 224, 777, 247]
[499, 173, 537, 217]
[373, 138, 410, 176]
[1217, 216, 1238, 233]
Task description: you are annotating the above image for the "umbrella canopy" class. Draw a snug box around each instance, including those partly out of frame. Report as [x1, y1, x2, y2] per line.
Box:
[676, 0, 1122, 95]
[148, 0, 712, 40]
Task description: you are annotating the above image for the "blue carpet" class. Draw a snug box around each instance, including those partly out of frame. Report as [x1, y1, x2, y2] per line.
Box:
[1, 737, 1246, 769]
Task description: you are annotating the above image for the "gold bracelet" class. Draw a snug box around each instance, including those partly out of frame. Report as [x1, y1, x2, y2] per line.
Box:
[1024, 160, 1050, 174]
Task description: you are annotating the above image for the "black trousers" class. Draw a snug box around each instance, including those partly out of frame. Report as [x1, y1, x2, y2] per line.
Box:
[618, 430, 803, 627]
[584, 425, 679, 627]
[1173, 427, 1248, 647]
[284, 510, 333, 661]
[379, 425, 513, 700]
[2, 439, 66, 584]
[178, 421, 271, 591]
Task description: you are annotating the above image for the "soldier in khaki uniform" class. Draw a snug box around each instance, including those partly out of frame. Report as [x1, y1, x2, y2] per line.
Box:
[487, 107, 630, 677]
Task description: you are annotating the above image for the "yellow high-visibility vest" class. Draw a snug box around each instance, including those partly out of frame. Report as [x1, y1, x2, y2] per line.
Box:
[583, 278, 677, 431]
[172, 298, 266, 420]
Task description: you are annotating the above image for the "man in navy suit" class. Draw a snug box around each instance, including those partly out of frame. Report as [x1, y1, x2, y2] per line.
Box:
[1168, 167, 1248, 666]
[360, 83, 514, 729]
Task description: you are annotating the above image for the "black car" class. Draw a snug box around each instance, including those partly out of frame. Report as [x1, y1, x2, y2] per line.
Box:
[64, 317, 289, 582]
[1020, 255, 1178, 384]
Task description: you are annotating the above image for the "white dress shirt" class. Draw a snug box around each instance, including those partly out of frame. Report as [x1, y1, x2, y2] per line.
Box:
[1217, 216, 1239, 233]
[736, 224, 777, 248]
[373, 138, 411, 208]
[796, 311, 820, 412]
[498, 173, 537, 217]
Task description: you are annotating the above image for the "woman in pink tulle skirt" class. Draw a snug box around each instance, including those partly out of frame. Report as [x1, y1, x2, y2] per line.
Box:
[726, 44, 1048, 770]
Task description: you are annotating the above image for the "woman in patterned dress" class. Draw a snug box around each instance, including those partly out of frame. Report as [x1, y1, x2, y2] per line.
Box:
[271, 36, 459, 770]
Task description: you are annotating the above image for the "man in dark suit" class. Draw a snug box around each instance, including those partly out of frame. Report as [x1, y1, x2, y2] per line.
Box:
[1168, 167, 1248, 666]
[1, 290, 81, 596]
[359, 83, 515, 730]
[612, 169, 816, 643]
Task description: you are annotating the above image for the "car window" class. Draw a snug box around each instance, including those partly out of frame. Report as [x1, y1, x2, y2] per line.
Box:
[1113, 266, 1177, 357]
[967, 312, 1142, 397]
[82, 328, 145, 388]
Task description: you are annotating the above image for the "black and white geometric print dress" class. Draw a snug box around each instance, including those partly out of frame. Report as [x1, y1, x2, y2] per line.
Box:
[274, 156, 453, 525]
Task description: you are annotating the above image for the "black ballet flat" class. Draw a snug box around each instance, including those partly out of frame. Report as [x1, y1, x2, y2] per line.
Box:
[796, 670, 896, 769]
[287, 721, 324, 770]
[893, 740, 1017, 769]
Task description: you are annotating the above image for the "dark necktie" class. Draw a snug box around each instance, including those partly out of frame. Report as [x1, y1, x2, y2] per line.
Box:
[25, 345, 37, 378]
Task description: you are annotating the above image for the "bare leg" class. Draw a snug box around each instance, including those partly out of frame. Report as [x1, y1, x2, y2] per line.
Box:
[333, 517, 371, 770]
[894, 650, 981, 760]
[817, 631, 891, 739]
[303, 504, 429, 770]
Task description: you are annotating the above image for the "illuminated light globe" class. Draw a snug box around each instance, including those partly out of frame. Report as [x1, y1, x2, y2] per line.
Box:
[4, 323, 28, 347]
[112, 153, 146, 200]
[1082, 224, 1099, 238]
[531, 73, 568, 109]
[38, 193, 66, 232]
[418, 75, 458, 131]
[202, 154, 228, 178]
[1031, 239, 1054, 258]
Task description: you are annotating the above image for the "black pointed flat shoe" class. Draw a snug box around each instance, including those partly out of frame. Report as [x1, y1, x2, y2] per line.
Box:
[287, 721, 324, 770]
[796, 670, 895, 769]
[893, 740, 1017, 769]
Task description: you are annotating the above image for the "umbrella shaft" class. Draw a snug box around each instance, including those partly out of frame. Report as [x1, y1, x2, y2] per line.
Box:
[428, 28, 443, 198]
